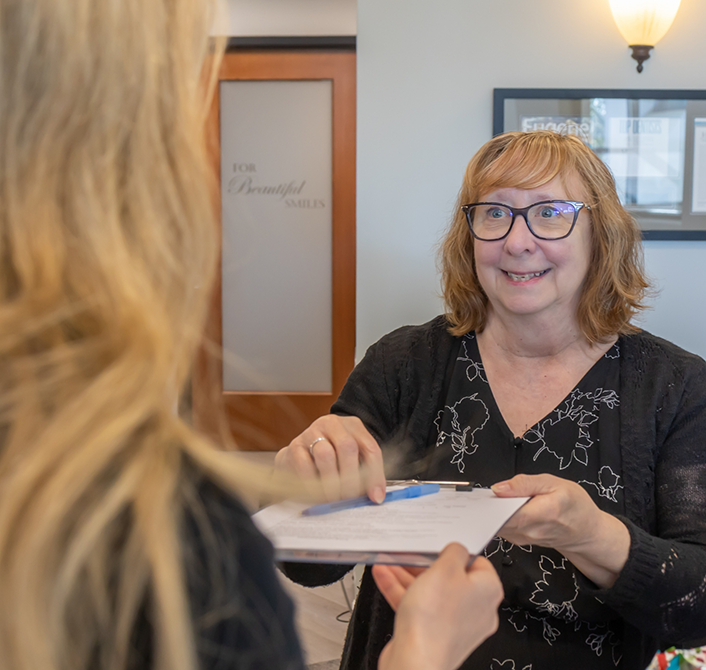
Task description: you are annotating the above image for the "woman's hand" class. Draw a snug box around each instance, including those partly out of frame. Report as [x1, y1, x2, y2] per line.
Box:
[373, 544, 503, 670]
[492, 474, 630, 588]
[274, 414, 387, 502]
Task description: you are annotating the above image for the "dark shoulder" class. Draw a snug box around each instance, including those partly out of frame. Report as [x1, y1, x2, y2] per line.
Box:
[368, 314, 459, 360]
[181, 474, 305, 670]
[621, 329, 706, 380]
[619, 330, 706, 426]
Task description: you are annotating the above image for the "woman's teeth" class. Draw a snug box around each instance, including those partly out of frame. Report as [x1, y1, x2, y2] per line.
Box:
[505, 270, 547, 281]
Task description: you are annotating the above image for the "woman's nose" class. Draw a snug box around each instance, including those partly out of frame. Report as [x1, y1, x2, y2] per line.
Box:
[503, 214, 537, 254]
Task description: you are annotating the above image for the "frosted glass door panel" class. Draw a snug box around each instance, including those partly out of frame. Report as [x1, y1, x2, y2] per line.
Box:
[221, 81, 332, 392]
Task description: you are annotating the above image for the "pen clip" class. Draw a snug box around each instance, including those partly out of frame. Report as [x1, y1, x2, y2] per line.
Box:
[387, 479, 471, 489]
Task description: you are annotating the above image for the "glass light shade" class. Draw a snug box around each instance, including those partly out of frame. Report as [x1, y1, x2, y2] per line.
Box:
[609, 0, 682, 46]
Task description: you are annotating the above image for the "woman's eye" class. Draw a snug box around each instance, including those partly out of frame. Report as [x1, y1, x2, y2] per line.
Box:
[538, 206, 559, 218]
[488, 208, 507, 219]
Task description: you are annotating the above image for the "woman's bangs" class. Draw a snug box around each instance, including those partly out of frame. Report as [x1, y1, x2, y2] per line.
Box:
[471, 138, 573, 199]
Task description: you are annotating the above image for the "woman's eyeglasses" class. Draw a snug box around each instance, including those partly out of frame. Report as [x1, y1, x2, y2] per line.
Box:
[461, 200, 590, 241]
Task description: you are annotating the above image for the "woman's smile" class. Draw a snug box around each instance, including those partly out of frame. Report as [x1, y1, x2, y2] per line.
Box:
[502, 268, 550, 282]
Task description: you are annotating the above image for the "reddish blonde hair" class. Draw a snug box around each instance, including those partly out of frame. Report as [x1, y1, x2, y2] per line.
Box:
[439, 131, 650, 343]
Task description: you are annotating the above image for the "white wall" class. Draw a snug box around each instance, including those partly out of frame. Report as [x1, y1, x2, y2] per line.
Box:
[357, 0, 706, 360]
[222, 0, 356, 36]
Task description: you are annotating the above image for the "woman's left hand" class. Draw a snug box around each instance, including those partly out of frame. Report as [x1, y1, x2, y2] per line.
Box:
[492, 474, 631, 588]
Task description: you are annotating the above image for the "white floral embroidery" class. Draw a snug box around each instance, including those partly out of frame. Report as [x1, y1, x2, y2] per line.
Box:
[503, 606, 561, 645]
[524, 388, 619, 470]
[504, 607, 528, 633]
[604, 343, 620, 359]
[503, 608, 623, 663]
[580, 466, 624, 503]
[457, 340, 488, 384]
[434, 394, 489, 474]
[490, 660, 532, 670]
[484, 536, 533, 559]
[529, 555, 579, 622]
[580, 622, 623, 666]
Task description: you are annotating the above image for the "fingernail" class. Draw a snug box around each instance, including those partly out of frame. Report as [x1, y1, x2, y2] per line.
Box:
[492, 482, 510, 493]
[372, 486, 386, 504]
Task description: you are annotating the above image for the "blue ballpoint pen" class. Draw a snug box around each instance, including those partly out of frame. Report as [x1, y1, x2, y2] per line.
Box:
[301, 483, 441, 517]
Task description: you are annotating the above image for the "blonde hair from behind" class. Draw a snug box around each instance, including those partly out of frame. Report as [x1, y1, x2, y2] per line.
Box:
[0, 2, 303, 670]
[440, 131, 651, 343]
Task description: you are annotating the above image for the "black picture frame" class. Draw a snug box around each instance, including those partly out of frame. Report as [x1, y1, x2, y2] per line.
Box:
[494, 88, 706, 240]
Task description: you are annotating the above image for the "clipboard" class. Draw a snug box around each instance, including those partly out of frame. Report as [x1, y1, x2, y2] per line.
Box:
[253, 487, 529, 567]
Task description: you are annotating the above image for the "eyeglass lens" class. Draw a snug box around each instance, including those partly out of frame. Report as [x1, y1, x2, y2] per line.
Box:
[468, 202, 578, 240]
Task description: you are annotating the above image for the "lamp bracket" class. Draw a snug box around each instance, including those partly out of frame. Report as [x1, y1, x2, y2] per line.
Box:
[629, 44, 653, 73]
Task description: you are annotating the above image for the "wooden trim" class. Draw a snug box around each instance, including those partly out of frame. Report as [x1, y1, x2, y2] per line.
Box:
[193, 51, 356, 450]
[330, 53, 357, 400]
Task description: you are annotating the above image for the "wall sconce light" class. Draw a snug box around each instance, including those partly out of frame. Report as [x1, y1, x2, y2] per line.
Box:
[609, 0, 682, 72]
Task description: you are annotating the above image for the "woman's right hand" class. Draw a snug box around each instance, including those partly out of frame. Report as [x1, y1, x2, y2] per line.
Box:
[373, 544, 503, 670]
[274, 414, 387, 502]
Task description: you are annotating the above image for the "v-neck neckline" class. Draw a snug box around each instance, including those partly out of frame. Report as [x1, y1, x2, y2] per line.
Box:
[466, 334, 619, 441]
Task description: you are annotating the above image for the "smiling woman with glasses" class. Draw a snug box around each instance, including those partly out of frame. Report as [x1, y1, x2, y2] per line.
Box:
[276, 131, 706, 670]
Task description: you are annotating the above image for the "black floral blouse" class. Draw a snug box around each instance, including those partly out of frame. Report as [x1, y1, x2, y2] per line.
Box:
[426, 332, 625, 669]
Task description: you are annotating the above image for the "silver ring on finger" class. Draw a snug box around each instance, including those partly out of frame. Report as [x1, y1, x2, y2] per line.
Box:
[308, 436, 329, 457]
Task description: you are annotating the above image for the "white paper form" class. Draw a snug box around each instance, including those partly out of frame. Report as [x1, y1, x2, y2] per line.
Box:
[253, 488, 528, 566]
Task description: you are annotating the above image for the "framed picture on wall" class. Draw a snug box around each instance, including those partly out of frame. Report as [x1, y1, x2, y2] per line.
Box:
[494, 88, 706, 240]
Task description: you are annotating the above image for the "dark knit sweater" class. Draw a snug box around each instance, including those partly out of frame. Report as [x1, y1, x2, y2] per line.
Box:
[281, 316, 706, 670]
[131, 477, 305, 670]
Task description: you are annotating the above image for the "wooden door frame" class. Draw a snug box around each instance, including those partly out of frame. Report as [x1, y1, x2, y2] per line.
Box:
[193, 50, 356, 451]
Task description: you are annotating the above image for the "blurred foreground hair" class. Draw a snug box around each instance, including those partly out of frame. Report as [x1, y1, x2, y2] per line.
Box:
[0, 2, 301, 670]
[440, 131, 650, 343]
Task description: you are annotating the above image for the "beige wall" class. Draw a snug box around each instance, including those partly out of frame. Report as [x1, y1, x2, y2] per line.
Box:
[220, 0, 356, 36]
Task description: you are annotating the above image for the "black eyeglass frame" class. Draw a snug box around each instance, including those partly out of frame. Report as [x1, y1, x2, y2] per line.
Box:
[461, 200, 591, 241]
